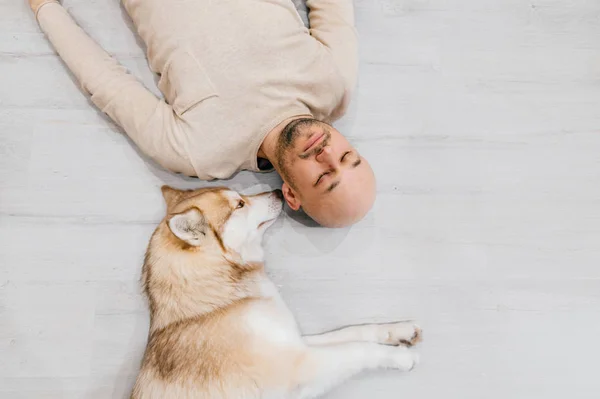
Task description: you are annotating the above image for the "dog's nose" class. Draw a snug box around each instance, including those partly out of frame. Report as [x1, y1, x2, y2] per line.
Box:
[272, 189, 283, 200]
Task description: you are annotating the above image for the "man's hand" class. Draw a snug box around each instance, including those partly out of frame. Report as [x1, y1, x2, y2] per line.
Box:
[28, 0, 59, 14]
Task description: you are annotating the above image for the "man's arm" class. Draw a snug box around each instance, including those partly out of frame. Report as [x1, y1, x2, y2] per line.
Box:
[31, 1, 195, 175]
[306, 0, 359, 94]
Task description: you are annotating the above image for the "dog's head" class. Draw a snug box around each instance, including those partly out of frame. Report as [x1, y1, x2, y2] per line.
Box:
[160, 186, 283, 262]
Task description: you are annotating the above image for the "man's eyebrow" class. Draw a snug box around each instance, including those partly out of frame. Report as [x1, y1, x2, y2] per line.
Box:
[326, 181, 340, 193]
[352, 159, 362, 168]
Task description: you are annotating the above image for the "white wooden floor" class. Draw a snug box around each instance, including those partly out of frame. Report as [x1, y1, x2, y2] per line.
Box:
[2, 0, 600, 398]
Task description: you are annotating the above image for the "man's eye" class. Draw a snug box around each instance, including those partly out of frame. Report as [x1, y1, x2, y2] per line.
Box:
[340, 151, 352, 162]
[316, 171, 331, 185]
[236, 200, 245, 209]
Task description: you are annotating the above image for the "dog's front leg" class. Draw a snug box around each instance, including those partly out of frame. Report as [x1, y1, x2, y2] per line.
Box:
[291, 342, 418, 399]
[303, 321, 421, 346]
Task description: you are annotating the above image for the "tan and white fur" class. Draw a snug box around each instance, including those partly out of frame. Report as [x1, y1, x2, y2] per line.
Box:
[132, 186, 422, 399]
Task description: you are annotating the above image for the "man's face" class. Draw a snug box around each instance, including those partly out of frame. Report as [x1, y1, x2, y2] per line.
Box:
[275, 119, 375, 227]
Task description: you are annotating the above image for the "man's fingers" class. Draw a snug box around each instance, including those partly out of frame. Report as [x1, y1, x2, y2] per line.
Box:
[28, 0, 59, 14]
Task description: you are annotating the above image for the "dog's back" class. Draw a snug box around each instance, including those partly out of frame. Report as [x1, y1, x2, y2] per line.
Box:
[132, 187, 303, 398]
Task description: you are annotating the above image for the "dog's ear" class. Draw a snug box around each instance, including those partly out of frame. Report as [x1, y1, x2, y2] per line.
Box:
[167, 207, 208, 246]
[161, 185, 182, 208]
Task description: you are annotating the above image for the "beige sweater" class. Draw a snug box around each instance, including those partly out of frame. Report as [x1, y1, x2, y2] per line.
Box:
[36, 0, 358, 180]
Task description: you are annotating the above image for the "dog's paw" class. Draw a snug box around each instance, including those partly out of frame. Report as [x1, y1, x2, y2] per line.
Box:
[383, 346, 419, 371]
[380, 321, 422, 347]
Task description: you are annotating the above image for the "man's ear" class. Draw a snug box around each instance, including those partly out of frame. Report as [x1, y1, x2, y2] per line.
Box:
[282, 182, 301, 211]
[167, 207, 208, 246]
[161, 185, 182, 208]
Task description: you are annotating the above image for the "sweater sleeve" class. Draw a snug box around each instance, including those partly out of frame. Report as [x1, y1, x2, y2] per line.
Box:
[36, 2, 196, 175]
[306, 0, 359, 94]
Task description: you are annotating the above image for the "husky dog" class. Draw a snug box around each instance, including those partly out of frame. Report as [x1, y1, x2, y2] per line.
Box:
[132, 186, 422, 399]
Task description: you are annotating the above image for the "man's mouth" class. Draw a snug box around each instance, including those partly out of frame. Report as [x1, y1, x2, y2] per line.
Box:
[303, 133, 325, 152]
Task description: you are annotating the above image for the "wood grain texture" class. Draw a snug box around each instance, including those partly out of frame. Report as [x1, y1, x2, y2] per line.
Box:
[1, 0, 600, 398]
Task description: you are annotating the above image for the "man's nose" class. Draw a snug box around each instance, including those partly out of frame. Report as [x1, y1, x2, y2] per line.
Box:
[315, 146, 335, 164]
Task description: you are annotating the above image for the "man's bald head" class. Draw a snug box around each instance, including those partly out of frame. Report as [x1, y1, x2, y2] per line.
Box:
[273, 118, 376, 228]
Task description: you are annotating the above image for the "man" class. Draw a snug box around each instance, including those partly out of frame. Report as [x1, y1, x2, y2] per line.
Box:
[28, 0, 376, 227]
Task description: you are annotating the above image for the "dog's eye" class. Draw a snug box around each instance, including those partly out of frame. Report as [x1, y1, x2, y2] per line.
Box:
[236, 200, 245, 209]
